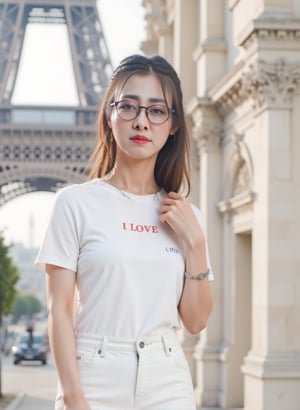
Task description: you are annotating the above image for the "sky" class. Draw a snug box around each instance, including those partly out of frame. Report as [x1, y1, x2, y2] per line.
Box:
[0, 0, 146, 248]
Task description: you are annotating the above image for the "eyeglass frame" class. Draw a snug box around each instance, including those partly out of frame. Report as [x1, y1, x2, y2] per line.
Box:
[109, 100, 176, 125]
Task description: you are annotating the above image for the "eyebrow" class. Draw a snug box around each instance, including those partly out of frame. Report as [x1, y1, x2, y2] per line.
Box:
[120, 94, 167, 104]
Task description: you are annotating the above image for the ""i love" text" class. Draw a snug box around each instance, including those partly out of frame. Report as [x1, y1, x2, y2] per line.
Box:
[122, 222, 159, 233]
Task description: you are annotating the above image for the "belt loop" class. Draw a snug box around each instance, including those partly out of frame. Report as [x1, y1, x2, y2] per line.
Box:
[162, 335, 171, 356]
[98, 337, 107, 358]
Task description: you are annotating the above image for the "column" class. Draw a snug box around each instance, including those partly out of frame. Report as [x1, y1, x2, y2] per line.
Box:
[241, 58, 300, 410]
[186, 97, 223, 407]
[172, 0, 197, 103]
[194, 0, 227, 96]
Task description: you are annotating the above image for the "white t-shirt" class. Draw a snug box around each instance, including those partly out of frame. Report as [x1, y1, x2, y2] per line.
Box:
[36, 179, 213, 339]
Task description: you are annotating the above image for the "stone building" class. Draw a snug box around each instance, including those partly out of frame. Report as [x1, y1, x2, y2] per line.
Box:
[141, 1, 300, 409]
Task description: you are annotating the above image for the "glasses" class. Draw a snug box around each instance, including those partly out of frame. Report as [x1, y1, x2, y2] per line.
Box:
[110, 100, 176, 124]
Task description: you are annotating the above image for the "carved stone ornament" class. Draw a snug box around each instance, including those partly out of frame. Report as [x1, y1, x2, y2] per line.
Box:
[233, 162, 250, 196]
[242, 58, 300, 108]
[217, 79, 245, 115]
[241, 64, 264, 108]
[192, 122, 222, 155]
[218, 132, 254, 217]
[217, 58, 300, 114]
[187, 97, 222, 155]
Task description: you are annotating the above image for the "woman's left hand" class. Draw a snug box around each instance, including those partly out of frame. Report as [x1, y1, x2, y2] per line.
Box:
[159, 191, 205, 249]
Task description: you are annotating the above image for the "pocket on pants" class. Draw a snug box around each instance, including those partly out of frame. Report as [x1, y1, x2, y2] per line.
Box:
[76, 345, 97, 369]
[171, 344, 191, 372]
[169, 344, 195, 395]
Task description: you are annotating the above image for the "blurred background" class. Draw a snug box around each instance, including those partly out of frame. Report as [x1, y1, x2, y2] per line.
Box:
[0, 1, 145, 408]
[1, 1, 300, 410]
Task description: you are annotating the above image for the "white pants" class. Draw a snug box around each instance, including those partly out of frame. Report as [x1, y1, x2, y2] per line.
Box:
[55, 330, 196, 410]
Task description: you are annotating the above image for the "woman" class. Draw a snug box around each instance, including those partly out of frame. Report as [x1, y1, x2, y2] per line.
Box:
[36, 54, 213, 410]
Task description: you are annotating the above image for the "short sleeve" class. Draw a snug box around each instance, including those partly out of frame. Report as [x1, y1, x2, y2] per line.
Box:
[35, 188, 79, 272]
[191, 204, 214, 281]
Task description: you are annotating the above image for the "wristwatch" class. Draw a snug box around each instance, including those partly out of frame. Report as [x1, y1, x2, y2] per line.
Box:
[184, 268, 210, 280]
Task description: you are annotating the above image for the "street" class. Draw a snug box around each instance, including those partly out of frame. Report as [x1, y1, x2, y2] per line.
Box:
[2, 352, 57, 409]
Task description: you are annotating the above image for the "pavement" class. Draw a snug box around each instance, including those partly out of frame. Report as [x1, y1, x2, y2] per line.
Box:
[4, 393, 54, 410]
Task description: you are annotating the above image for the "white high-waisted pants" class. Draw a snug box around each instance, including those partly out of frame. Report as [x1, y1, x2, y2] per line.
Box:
[55, 330, 196, 410]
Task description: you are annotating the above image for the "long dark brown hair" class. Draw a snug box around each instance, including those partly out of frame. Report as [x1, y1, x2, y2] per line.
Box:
[87, 54, 190, 194]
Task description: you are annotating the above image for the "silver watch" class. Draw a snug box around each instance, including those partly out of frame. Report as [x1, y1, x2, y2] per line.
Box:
[184, 268, 210, 280]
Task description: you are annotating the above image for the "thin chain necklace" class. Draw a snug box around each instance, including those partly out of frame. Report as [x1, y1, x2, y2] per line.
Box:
[106, 180, 162, 201]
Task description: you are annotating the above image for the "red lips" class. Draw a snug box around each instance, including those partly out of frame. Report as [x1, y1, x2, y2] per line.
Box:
[130, 135, 151, 144]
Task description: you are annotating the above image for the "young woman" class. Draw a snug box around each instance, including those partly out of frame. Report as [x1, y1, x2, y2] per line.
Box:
[36, 54, 213, 410]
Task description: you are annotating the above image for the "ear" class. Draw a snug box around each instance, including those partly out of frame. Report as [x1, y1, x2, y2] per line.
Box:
[170, 125, 178, 135]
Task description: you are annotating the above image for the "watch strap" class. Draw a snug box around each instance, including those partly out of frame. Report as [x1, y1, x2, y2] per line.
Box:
[184, 268, 210, 280]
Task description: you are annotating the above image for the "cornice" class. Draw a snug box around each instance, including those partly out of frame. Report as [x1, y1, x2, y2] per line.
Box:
[244, 28, 300, 52]
[218, 191, 255, 218]
[208, 59, 245, 112]
[238, 17, 300, 50]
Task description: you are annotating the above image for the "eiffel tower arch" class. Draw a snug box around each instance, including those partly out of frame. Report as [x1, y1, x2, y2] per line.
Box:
[0, 0, 112, 206]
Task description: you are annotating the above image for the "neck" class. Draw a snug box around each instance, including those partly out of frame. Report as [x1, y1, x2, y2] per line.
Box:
[106, 176, 159, 195]
[104, 167, 159, 195]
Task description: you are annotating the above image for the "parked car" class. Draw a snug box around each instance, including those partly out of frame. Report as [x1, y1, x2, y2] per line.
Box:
[11, 333, 48, 365]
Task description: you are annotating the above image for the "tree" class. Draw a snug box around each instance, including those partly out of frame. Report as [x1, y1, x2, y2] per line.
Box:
[12, 293, 42, 322]
[0, 234, 19, 317]
[0, 232, 19, 398]
[12, 295, 30, 322]
[24, 293, 42, 316]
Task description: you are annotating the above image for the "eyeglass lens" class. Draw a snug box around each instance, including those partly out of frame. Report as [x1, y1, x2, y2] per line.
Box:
[115, 101, 171, 124]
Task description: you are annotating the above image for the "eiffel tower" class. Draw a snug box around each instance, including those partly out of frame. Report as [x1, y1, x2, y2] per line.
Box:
[0, 0, 112, 205]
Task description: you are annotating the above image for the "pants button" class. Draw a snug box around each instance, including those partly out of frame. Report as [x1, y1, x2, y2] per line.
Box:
[139, 341, 145, 348]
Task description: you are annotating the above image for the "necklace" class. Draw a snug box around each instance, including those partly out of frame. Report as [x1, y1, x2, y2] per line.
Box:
[106, 180, 162, 201]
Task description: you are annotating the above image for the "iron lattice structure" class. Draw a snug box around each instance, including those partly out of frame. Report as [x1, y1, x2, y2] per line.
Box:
[0, 0, 112, 205]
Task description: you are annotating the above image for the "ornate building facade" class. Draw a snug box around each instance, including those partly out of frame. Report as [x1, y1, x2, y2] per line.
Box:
[141, 1, 300, 409]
